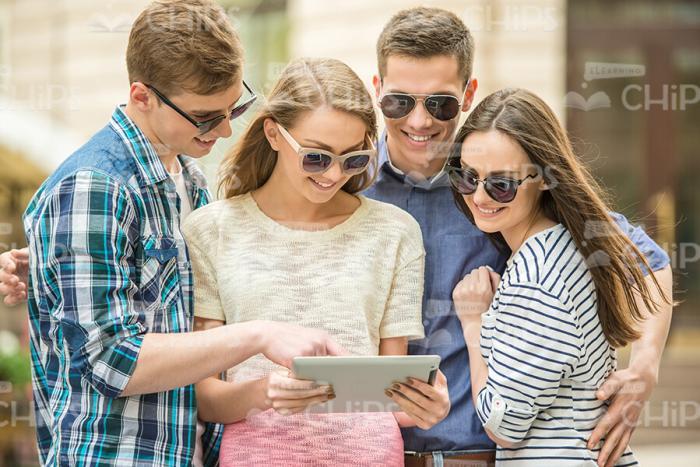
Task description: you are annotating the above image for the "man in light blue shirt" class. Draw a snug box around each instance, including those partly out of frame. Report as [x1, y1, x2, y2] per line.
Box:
[365, 7, 673, 467]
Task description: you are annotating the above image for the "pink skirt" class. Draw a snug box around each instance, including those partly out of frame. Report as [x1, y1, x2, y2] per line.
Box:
[219, 409, 404, 466]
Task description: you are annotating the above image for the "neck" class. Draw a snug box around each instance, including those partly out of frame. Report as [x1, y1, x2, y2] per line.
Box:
[252, 169, 337, 224]
[501, 209, 557, 254]
[124, 102, 180, 173]
[385, 135, 447, 180]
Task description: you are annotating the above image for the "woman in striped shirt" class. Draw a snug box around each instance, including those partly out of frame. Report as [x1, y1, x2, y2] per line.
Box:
[446, 88, 670, 466]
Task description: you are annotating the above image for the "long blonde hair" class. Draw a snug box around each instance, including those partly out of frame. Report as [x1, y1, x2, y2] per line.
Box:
[219, 58, 378, 198]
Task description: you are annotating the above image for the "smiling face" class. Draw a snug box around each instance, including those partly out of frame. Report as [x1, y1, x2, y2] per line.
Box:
[264, 106, 369, 205]
[133, 81, 244, 160]
[459, 130, 546, 238]
[374, 54, 476, 178]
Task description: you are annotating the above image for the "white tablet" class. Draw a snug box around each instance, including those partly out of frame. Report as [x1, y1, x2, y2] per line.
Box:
[291, 355, 441, 413]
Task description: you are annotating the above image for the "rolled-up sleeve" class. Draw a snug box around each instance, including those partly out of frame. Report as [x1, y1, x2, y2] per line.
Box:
[29, 170, 146, 398]
[476, 283, 581, 443]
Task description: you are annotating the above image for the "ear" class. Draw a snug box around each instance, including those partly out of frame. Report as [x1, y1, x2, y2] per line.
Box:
[539, 173, 553, 191]
[461, 77, 478, 112]
[130, 82, 153, 112]
[372, 75, 381, 99]
[263, 118, 281, 151]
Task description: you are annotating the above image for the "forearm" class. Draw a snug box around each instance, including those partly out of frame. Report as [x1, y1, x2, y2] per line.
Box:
[464, 322, 517, 447]
[196, 376, 270, 424]
[464, 323, 489, 407]
[629, 265, 673, 380]
[122, 321, 262, 397]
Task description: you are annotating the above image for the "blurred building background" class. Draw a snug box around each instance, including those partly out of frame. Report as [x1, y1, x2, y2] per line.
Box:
[0, 0, 698, 465]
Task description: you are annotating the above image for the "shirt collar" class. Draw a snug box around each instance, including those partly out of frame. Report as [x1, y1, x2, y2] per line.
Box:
[110, 106, 211, 207]
[110, 105, 169, 186]
[377, 129, 450, 190]
[180, 155, 209, 192]
[179, 155, 212, 210]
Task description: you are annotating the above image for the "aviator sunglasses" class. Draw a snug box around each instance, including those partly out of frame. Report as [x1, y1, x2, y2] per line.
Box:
[378, 82, 469, 121]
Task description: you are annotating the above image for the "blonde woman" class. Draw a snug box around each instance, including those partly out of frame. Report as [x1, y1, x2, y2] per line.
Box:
[183, 58, 450, 466]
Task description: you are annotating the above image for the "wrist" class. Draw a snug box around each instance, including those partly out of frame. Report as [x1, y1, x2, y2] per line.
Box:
[628, 352, 661, 384]
[462, 329, 482, 350]
[460, 316, 482, 337]
[225, 321, 266, 362]
[253, 377, 272, 411]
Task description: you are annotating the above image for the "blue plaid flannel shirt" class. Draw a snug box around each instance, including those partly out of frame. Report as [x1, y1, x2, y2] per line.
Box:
[23, 106, 222, 466]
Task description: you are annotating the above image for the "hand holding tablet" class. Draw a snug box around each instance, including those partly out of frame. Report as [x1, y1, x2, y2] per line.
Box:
[291, 355, 441, 413]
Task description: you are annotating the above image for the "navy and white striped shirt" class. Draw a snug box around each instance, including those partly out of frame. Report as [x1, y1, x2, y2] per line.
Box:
[478, 224, 637, 466]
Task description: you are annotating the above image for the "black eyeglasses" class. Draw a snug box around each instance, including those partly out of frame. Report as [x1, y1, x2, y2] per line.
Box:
[446, 163, 539, 203]
[145, 81, 257, 135]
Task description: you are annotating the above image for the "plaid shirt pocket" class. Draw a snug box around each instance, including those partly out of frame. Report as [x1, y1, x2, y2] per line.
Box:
[140, 235, 185, 333]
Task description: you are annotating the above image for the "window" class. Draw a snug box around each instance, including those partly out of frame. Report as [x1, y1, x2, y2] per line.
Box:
[567, 1, 700, 327]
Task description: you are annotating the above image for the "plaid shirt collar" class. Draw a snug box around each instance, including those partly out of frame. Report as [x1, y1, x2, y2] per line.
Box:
[180, 153, 212, 210]
[181, 154, 209, 191]
[110, 105, 169, 186]
[109, 105, 209, 196]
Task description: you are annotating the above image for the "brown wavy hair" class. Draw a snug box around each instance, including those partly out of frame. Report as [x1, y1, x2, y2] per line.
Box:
[449, 88, 669, 348]
[218, 58, 378, 198]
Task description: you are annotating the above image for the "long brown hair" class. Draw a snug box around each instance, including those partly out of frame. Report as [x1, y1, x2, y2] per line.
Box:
[218, 57, 378, 198]
[449, 88, 669, 348]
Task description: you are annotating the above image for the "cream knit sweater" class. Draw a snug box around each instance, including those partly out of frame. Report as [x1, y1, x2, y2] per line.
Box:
[183, 193, 426, 381]
[182, 192, 426, 464]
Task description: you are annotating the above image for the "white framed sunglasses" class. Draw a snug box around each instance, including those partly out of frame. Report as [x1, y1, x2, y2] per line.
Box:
[276, 123, 376, 175]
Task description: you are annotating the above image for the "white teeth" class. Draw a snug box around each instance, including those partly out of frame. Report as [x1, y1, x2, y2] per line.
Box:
[478, 206, 502, 214]
[312, 179, 334, 188]
[406, 133, 431, 142]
